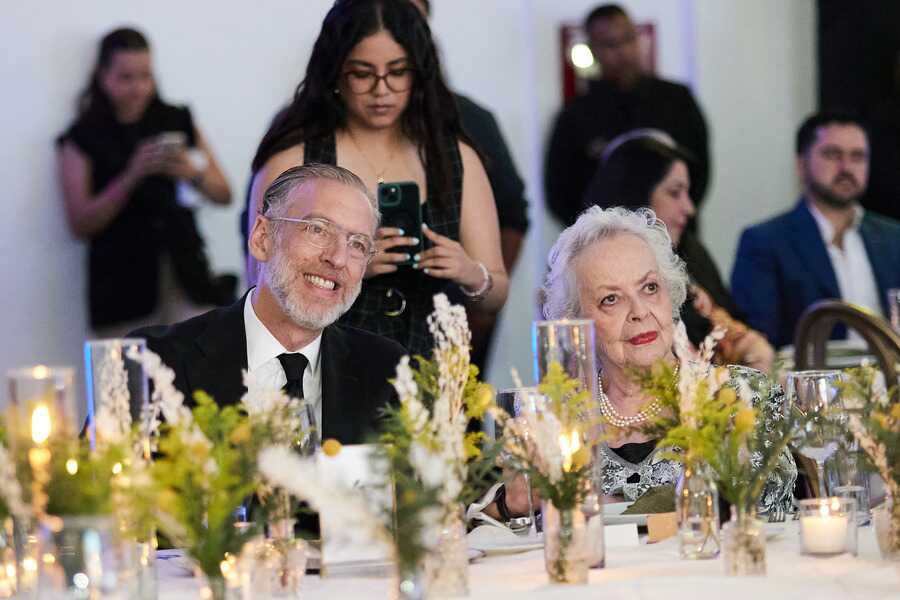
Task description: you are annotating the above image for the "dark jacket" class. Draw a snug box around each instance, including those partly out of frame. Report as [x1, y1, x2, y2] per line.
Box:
[132, 296, 407, 444]
[730, 200, 900, 348]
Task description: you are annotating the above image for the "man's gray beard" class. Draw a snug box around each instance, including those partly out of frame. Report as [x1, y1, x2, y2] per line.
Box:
[265, 251, 362, 331]
[808, 177, 863, 209]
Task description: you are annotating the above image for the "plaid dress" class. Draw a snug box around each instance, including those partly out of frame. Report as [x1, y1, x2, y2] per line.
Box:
[304, 135, 463, 357]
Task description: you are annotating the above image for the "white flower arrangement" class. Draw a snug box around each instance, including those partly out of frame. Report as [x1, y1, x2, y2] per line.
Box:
[240, 370, 305, 448]
[391, 293, 472, 512]
[672, 320, 727, 427]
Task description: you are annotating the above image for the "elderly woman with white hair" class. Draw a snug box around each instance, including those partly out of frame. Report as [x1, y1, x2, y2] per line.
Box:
[541, 206, 796, 516]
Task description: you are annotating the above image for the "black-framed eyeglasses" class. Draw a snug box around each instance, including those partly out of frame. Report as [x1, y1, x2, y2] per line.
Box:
[342, 68, 415, 94]
[264, 215, 377, 261]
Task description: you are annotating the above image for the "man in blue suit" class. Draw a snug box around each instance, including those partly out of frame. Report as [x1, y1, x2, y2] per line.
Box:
[731, 112, 900, 348]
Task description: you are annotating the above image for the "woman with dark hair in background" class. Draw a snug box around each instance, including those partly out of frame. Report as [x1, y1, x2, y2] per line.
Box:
[584, 130, 775, 372]
[247, 0, 508, 357]
[58, 27, 234, 336]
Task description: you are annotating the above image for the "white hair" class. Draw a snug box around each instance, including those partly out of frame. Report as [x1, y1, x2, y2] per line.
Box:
[542, 206, 689, 320]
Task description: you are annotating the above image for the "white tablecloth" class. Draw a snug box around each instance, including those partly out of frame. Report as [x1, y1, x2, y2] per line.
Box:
[158, 522, 900, 599]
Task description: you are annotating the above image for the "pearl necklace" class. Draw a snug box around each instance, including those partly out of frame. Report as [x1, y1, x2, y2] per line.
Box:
[597, 368, 677, 428]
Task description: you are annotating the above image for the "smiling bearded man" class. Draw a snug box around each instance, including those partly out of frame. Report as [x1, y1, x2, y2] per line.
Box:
[133, 163, 406, 444]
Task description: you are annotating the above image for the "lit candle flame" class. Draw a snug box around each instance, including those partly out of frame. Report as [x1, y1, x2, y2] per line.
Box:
[559, 429, 582, 472]
[65, 459, 78, 475]
[31, 404, 51, 445]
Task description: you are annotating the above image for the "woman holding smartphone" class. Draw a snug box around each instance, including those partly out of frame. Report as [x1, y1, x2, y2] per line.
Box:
[58, 27, 232, 336]
[248, 0, 508, 357]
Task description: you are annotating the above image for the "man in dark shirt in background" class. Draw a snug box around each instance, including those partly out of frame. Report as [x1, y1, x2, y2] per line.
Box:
[544, 3, 710, 227]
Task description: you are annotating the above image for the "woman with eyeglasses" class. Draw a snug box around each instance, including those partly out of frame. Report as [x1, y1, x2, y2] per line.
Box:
[247, 0, 508, 357]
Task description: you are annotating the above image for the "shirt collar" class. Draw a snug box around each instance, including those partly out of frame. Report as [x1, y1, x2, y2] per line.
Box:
[244, 292, 322, 372]
[806, 200, 864, 246]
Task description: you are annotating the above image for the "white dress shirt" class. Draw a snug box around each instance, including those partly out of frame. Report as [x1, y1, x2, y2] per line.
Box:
[243, 294, 323, 428]
[808, 202, 882, 340]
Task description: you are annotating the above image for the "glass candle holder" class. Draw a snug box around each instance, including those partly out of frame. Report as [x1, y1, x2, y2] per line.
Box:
[84, 338, 148, 452]
[799, 497, 857, 556]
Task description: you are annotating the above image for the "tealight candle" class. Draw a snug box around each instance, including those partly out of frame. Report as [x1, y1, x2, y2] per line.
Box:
[798, 498, 855, 555]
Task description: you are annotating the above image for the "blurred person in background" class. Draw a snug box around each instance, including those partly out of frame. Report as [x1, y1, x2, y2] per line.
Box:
[545, 3, 709, 229]
[731, 111, 900, 348]
[58, 27, 234, 337]
[584, 130, 774, 372]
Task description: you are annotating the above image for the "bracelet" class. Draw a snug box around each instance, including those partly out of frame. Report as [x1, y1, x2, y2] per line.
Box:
[459, 262, 493, 302]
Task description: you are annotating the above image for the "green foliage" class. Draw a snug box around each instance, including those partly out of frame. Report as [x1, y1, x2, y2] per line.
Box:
[45, 438, 125, 517]
[377, 354, 500, 571]
[151, 392, 259, 580]
[506, 361, 597, 511]
[528, 463, 592, 511]
[377, 406, 441, 574]
[840, 364, 900, 484]
[537, 362, 594, 430]
[638, 363, 804, 512]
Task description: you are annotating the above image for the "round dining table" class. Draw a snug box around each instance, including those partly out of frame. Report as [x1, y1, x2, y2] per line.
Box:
[158, 521, 900, 599]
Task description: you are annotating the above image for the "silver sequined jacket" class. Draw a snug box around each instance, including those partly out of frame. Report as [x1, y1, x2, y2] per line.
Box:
[596, 365, 797, 517]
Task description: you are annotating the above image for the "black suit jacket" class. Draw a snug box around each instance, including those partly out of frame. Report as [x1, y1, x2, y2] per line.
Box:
[131, 297, 407, 444]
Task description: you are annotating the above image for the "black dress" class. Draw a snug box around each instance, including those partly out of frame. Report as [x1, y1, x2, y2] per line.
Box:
[304, 134, 464, 357]
[60, 100, 222, 328]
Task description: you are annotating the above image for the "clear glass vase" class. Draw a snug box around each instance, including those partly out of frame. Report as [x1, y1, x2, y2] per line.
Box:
[40, 515, 122, 598]
[874, 494, 900, 561]
[424, 508, 468, 598]
[262, 518, 307, 598]
[543, 501, 589, 584]
[114, 530, 158, 600]
[676, 462, 720, 559]
[722, 506, 765, 575]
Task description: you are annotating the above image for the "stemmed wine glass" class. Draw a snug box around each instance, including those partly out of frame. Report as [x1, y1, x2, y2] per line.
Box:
[785, 369, 845, 498]
[492, 387, 546, 539]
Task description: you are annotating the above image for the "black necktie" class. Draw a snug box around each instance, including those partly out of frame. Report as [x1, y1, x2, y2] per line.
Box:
[277, 353, 308, 400]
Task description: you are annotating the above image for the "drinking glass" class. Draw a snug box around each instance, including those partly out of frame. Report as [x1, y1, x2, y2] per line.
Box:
[826, 450, 871, 526]
[84, 338, 148, 451]
[888, 288, 900, 332]
[785, 370, 844, 497]
[532, 319, 597, 405]
[494, 388, 546, 538]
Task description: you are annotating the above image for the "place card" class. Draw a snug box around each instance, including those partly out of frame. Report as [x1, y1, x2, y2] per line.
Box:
[316, 444, 394, 573]
[646, 512, 678, 543]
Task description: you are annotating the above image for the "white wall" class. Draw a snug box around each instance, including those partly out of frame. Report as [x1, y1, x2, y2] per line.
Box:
[0, 1, 815, 401]
[694, 0, 817, 277]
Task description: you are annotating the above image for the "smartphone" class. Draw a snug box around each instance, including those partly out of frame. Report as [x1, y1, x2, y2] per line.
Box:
[155, 131, 187, 155]
[377, 181, 423, 267]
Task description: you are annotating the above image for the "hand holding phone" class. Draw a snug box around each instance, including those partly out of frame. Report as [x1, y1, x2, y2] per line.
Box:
[376, 182, 423, 267]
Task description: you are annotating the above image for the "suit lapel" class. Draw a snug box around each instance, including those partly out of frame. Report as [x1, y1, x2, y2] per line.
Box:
[859, 215, 891, 314]
[320, 325, 363, 442]
[786, 200, 840, 298]
[190, 296, 248, 406]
